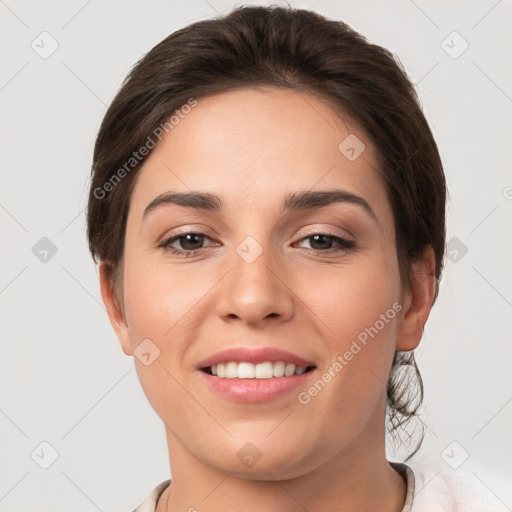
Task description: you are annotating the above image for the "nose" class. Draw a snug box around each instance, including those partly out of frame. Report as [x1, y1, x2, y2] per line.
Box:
[215, 238, 294, 327]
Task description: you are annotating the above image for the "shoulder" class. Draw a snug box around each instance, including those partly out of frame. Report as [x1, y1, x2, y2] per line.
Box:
[131, 479, 171, 512]
[405, 456, 508, 512]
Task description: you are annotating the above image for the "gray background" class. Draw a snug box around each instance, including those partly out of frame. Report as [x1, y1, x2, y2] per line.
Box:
[1, 0, 511, 510]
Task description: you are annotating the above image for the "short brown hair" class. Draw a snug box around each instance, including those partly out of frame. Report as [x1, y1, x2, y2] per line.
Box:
[87, 5, 446, 459]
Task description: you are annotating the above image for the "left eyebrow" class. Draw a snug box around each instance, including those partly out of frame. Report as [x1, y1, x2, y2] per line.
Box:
[142, 189, 377, 222]
[282, 190, 377, 221]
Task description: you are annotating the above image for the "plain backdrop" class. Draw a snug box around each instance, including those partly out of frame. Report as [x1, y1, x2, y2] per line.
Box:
[1, 1, 511, 510]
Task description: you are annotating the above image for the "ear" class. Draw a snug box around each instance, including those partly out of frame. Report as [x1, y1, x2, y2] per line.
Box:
[98, 261, 133, 356]
[395, 246, 437, 351]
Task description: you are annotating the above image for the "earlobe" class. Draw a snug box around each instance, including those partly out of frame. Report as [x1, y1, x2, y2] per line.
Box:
[395, 247, 437, 351]
[98, 261, 133, 356]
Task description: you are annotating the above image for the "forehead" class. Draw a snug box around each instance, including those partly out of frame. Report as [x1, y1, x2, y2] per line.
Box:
[128, 87, 389, 220]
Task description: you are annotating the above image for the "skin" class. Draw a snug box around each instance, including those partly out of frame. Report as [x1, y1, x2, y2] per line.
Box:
[99, 87, 436, 512]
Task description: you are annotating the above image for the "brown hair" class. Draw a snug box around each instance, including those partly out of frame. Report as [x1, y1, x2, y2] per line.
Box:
[86, 5, 446, 459]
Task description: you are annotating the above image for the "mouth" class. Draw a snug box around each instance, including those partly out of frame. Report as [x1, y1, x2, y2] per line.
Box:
[201, 361, 316, 378]
[196, 346, 317, 402]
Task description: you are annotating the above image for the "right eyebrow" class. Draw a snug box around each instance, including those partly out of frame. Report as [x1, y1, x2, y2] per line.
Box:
[143, 191, 221, 221]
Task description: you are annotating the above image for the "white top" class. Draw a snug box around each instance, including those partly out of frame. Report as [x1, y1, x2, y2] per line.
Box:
[131, 461, 507, 511]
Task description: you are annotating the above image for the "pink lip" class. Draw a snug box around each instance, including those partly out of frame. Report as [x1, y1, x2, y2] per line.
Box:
[198, 370, 315, 403]
[196, 347, 317, 403]
[196, 346, 315, 368]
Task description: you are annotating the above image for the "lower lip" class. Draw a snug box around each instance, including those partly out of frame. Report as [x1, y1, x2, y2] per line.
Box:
[198, 370, 315, 403]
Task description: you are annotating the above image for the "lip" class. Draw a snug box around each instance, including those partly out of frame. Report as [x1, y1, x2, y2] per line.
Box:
[196, 346, 317, 403]
[196, 346, 315, 369]
[198, 369, 316, 403]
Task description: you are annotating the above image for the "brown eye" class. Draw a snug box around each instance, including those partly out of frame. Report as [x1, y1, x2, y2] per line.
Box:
[167, 233, 205, 251]
[160, 232, 217, 257]
[297, 233, 355, 252]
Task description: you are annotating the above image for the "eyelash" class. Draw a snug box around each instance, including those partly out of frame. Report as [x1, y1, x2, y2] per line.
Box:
[158, 231, 356, 258]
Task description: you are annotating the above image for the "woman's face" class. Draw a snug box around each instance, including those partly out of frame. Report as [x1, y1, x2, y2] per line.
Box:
[104, 87, 415, 479]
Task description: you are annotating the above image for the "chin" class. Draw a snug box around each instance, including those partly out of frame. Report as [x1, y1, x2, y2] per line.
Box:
[201, 437, 320, 481]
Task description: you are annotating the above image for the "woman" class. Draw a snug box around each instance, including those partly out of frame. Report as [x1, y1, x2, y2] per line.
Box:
[86, 5, 496, 511]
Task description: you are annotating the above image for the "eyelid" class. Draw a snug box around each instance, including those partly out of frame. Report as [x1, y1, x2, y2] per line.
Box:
[294, 224, 355, 242]
[159, 221, 356, 242]
[158, 225, 218, 243]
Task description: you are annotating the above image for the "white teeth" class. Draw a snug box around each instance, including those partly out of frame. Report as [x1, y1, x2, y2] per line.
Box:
[255, 362, 273, 379]
[284, 363, 296, 377]
[237, 362, 255, 379]
[272, 361, 285, 377]
[209, 361, 311, 379]
[225, 361, 238, 378]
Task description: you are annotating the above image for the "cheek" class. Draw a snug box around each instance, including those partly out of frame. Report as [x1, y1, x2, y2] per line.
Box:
[122, 254, 205, 345]
[120, 254, 205, 414]
[304, 248, 401, 390]
[305, 249, 401, 335]
[298, 268, 401, 441]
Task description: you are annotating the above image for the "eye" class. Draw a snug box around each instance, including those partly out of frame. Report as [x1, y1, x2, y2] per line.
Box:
[159, 231, 356, 258]
[296, 233, 355, 253]
[160, 232, 216, 257]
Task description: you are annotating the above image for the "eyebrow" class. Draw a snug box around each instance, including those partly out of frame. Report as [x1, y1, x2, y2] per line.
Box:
[142, 189, 377, 222]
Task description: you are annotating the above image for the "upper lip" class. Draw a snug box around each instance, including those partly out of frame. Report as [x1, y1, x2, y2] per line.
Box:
[197, 346, 316, 369]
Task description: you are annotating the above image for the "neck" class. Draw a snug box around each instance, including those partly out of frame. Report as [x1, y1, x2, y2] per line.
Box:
[157, 406, 407, 512]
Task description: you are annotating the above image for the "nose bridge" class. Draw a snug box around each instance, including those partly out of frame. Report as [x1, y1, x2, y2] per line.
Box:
[216, 233, 293, 324]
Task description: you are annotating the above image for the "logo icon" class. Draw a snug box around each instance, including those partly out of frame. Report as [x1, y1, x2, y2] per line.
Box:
[134, 339, 161, 366]
[441, 441, 469, 469]
[31, 31, 59, 59]
[237, 442, 262, 468]
[338, 134, 366, 161]
[236, 236, 263, 264]
[446, 236, 468, 263]
[441, 31, 469, 59]
[32, 237, 58, 263]
[31, 441, 59, 469]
